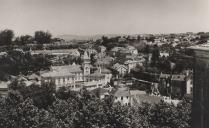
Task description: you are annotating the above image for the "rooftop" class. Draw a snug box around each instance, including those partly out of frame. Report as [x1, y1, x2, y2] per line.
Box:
[0, 81, 10, 89]
[31, 49, 79, 55]
[41, 70, 75, 78]
[189, 43, 209, 51]
[114, 87, 130, 97]
[52, 65, 82, 73]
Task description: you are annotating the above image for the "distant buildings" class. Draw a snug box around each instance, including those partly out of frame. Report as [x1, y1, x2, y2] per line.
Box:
[31, 49, 80, 57]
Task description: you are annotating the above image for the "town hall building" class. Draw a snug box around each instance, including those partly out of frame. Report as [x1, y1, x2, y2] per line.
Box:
[41, 50, 112, 90]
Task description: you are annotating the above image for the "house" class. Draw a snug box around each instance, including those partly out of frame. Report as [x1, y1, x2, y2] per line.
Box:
[0, 52, 7, 58]
[130, 90, 146, 106]
[159, 73, 170, 90]
[118, 37, 126, 42]
[162, 96, 180, 106]
[171, 74, 186, 99]
[126, 46, 138, 55]
[92, 88, 110, 99]
[110, 47, 125, 56]
[27, 73, 41, 85]
[114, 87, 131, 105]
[160, 52, 169, 58]
[95, 56, 114, 68]
[113, 63, 128, 76]
[124, 60, 143, 73]
[0, 81, 10, 96]
[130, 90, 161, 106]
[98, 45, 106, 53]
[69, 49, 80, 57]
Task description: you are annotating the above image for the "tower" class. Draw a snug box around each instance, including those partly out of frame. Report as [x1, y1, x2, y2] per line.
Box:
[83, 51, 91, 76]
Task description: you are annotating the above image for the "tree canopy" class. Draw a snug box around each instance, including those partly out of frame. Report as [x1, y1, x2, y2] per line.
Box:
[0, 29, 14, 46]
[34, 31, 52, 44]
[0, 80, 192, 128]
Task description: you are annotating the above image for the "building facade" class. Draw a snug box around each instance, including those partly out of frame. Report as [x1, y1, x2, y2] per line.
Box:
[41, 51, 112, 90]
[190, 45, 209, 128]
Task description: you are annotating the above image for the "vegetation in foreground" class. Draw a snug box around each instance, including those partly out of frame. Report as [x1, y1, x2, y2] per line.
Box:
[0, 80, 191, 128]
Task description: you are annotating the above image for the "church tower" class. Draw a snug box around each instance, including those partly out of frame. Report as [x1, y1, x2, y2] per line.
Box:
[83, 51, 91, 76]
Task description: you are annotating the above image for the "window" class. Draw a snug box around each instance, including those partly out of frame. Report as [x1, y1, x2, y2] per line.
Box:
[115, 97, 117, 100]
[121, 96, 123, 100]
[126, 96, 129, 99]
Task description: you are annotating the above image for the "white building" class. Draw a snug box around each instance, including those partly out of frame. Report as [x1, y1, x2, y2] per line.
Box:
[126, 46, 138, 55]
[41, 51, 112, 90]
[160, 52, 169, 58]
[113, 63, 128, 76]
[114, 87, 131, 105]
[124, 60, 143, 73]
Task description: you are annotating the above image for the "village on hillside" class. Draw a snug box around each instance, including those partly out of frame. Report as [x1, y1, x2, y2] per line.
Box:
[0, 29, 209, 127]
[1, 31, 208, 105]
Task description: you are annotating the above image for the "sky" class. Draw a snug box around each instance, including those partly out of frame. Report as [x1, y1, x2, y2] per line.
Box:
[0, 0, 209, 36]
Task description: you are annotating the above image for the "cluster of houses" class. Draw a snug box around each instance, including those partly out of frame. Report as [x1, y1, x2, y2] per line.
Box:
[159, 70, 193, 98]
[0, 32, 198, 106]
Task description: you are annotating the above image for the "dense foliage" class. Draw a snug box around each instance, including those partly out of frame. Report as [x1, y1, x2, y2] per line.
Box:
[0, 50, 52, 80]
[0, 81, 192, 128]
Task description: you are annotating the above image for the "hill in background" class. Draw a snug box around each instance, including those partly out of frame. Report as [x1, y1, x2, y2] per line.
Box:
[56, 34, 136, 41]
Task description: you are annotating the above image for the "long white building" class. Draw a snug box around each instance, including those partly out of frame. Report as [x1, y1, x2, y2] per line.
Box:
[41, 51, 112, 90]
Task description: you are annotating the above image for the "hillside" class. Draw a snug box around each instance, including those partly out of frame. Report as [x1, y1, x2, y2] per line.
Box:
[56, 34, 134, 41]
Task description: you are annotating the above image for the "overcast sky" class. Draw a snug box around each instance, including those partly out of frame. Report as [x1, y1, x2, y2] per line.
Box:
[0, 0, 209, 36]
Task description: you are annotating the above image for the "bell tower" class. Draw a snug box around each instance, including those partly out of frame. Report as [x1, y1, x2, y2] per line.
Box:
[83, 51, 91, 76]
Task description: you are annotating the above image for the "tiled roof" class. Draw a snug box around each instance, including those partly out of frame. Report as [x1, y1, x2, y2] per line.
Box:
[113, 63, 128, 70]
[130, 90, 146, 95]
[114, 87, 130, 97]
[159, 73, 170, 79]
[92, 88, 109, 95]
[101, 68, 112, 73]
[0, 81, 10, 89]
[189, 43, 209, 51]
[86, 73, 105, 78]
[32, 49, 79, 55]
[137, 94, 162, 104]
[52, 65, 82, 73]
[41, 65, 82, 78]
[41, 70, 75, 78]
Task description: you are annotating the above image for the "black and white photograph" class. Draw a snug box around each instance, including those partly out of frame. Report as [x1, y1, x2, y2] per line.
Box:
[0, 0, 209, 127]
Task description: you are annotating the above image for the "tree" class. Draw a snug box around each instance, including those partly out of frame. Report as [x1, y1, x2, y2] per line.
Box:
[90, 53, 97, 65]
[0, 92, 54, 128]
[0, 29, 14, 46]
[34, 31, 52, 44]
[151, 44, 160, 67]
[14, 35, 33, 45]
[0, 49, 52, 80]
